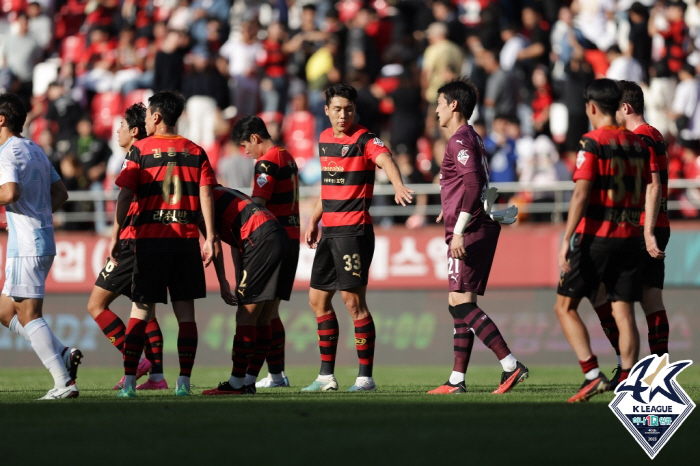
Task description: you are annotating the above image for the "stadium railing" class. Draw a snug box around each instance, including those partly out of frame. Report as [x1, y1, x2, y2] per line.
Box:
[53, 179, 700, 226]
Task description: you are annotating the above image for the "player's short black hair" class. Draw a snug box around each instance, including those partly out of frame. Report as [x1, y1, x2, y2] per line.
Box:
[125, 102, 147, 140]
[0, 92, 27, 134]
[148, 90, 185, 126]
[231, 115, 271, 143]
[437, 78, 479, 120]
[583, 78, 622, 116]
[325, 84, 358, 106]
[618, 80, 645, 115]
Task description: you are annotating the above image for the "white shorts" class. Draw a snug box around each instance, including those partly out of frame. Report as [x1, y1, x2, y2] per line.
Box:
[2, 256, 54, 299]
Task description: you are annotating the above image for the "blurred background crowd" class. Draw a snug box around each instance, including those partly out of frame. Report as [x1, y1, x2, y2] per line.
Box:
[1, 0, 700, 232]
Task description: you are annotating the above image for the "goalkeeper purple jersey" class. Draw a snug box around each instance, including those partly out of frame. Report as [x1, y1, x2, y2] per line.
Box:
[439, 124, 491, 243]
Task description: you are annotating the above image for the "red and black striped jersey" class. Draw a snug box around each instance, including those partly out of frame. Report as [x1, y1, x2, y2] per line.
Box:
[115, 135, 217, 245]
[634, 124, 670, 229]
[318, 124, 389, 237]
[213, 185, 283, 250]
[252, 145, 300, 240]
[118, 198, 138, 241]
[574, 126, 651, 239]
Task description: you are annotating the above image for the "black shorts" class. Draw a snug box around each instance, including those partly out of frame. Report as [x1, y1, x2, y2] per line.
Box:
[236, 229, 287, 305]
[277, 238, 299, 301]
[310, 231, 375, 291]
[640, 226, 670, 289]
[131, 239, 206, 304]
[95, 240, 134, 298]
[557, 234, 642, 303]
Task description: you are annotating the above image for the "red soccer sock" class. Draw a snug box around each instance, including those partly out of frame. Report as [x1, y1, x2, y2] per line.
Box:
[594, 302, 620, 356]
[247, 325, 272, 378]
[317, 313, 339, 376]
[267, 317, 285, 374]
[646, 310, 669, 356]
[231, 325, 256, 379]
[144, 318, 164, 374]
[123, 318, 147, 376]
[177, 322, 198, 378]
[354, 314, 376, 377]
[95, 309, 126, 353]
[579, 355, 599, 376]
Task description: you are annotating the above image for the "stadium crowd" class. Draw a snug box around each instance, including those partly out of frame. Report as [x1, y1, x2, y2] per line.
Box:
[1, 0, 700, 231]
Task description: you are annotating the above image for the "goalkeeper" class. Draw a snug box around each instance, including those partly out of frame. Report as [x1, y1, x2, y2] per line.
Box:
[429, 79, 528, 395]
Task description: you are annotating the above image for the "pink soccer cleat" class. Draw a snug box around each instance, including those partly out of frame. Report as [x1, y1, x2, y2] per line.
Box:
[112, 358, 153, 389]
[136, 379, 169, 390]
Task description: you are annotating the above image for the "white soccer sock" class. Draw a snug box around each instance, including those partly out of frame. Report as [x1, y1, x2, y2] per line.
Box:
[24, 318, 71, 388]
[177, 375, 191, 391]
[9, 315, 29, 340]
[243, 374, 257, 385]
[317, 373, 334, 381]
[585, 368, 601, 380]
[123, 375, 137, 390]
[355, 376, 372, 384]
[617, 355, 622, 366]
[449, 371, 465, 384]
[500, 353, 518, 372]
[228, 375, 245, 389]
[270, 372, 284, 383]
[148, 373, 165, 382]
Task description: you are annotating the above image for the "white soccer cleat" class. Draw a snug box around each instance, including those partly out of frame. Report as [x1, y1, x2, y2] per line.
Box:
[38, 382, 79, 400]
[301, 375, 338, 391]
[255, 374, 291, 388]
[347, 377, 377, 392]
[490, 205, 518, 224]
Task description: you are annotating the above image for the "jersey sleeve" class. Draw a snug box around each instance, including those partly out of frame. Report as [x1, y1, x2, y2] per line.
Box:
[451, 139, 479, 176]
[199, 151, 218, 187]
[573, 137, 598, 182]
[115, 145, 141, 191]
[0, 148, 18, 186]
[49, 165, 61, 184]
[251, 157, 279, 200]
[363, 134, 390, 163]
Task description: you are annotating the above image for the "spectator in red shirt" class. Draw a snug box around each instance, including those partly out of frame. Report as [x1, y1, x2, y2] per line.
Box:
[258, 21, 290, 114]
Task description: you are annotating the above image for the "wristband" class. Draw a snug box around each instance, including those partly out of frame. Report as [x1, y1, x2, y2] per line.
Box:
[454, 212, 472, 234]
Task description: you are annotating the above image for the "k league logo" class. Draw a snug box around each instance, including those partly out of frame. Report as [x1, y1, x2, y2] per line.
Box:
[609, 355, 695, 459]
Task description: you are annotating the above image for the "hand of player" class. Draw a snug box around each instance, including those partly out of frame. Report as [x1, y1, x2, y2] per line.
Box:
[450, 234, 467, 259]
[202, 238, 214, 267]
[305, 222, 320, 249]
[220, 280, 236, 306]
[109, 237, 121, 263]
[645, 233, 665, 260]
[393, 184, 414, 206]
[436, 210, 443, 223]
[558, 240, 571, 274]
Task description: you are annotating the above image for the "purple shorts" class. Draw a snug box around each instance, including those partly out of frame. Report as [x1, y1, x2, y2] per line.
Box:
[447, 218, 500, 295]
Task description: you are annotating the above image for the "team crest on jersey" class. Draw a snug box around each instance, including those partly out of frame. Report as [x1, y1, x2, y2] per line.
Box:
[609, 355, 695, 459]
[457, 149, 470, 165]
[576, 150, 586, 169]
[257, 173, 269, 187]
[341, 145, 350, 157]
[373, 137, 384, 147]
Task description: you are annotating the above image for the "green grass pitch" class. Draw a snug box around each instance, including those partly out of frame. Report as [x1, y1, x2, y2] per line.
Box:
[1, 364, 698, 465]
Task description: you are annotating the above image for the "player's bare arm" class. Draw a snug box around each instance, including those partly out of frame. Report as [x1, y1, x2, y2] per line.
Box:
[199, 184, 216, 267]
[558, 179, 592, 273]
[214, 240, 236, 306]
[305, 196, 323, 249]
[109, 186, 134, 262]
[375, 152, 414, 206]
[49, 179, 69, 212]
[0, 181, 19, 205]
[644, 171, 664, 260]
[252, 196, 267, 206]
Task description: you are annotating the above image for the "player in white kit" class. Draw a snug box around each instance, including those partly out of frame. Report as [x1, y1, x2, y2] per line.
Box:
[0, 93, 80, 399]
